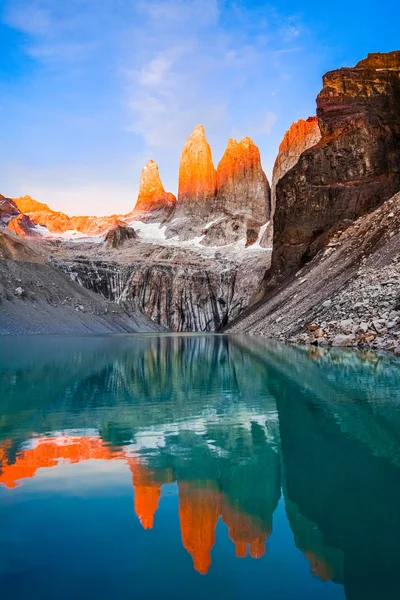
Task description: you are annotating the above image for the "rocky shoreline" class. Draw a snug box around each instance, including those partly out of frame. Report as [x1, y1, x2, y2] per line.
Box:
[290, 257, 400, 354]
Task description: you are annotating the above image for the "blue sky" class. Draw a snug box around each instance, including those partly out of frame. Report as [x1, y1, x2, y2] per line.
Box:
[0, 0, 399, 216]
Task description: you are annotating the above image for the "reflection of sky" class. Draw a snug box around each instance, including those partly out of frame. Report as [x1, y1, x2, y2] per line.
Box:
[1, 0, 399, 215]
[0, 459, 130, 494]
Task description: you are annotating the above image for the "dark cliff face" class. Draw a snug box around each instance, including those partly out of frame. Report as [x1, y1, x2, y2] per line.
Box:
[271, 50, 400, 282]
[55, 244, 269, 333]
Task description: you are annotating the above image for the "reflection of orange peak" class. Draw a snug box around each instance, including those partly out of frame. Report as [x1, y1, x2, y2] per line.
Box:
[129, 459, 163, 530]
[0, 437, 122, 489]
[304, 551, 334, 582]
[179, 482, 222, 575]
[1, 438, 272, 576]
[178, 482, 271, 574]
[222, 503, 270, 559]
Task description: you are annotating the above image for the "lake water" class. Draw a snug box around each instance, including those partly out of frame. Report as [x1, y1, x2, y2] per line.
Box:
[1, 335, 400, 600]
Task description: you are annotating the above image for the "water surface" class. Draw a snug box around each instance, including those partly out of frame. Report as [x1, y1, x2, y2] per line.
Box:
[1, 335, 400, 600]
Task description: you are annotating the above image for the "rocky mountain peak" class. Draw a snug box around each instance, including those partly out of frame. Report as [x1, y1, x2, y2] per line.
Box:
[270, 50, 400, 284]
[216, 135, 270, 224]
[355, 50, 400, 70]
[272, 117, 321, 189]
[176, 124, 217, 215]
[134, 159, 176, 214]
[13, 195, 50, 214]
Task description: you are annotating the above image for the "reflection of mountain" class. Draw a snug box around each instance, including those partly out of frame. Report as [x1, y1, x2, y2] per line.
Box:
[261, 343, 400, 600]
[1, 335, 400, 593]
[0, 433, 279, 575]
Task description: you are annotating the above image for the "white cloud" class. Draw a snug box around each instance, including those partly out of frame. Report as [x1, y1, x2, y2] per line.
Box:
[1, 0, 312, 214]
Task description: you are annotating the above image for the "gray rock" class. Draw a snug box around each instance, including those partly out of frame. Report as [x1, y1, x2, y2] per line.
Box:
[357, 322, 370, 334]
[14, 286, 24, 297]
[332, 334, 356, 347]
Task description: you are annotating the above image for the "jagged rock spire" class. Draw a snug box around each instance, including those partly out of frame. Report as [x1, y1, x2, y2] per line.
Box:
[177, 125, 217, 216]
[134, 160, 176, 213]
[216, 136, 270, 224]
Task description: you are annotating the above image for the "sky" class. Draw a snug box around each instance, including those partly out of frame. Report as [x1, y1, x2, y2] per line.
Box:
[0, 0, 399, 216]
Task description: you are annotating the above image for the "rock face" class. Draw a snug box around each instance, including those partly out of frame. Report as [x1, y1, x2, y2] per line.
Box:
[27, 209, 74, 233]
[105, 223, 137, 249]
[175, 125, 217, 217]
[71, 215, 122, 236]
[271, 50, 400, 282]
[166, 127, 270, 246]
[216, 137, 270, 224]
[7, 214, 41, 238]
[13, 195, 50, 214]
[0, 230, 162, 334]
[133, 160, 176, 220]
[271, 117, 321, 198]
[54, 242, 270, 332]
[259, 117, 320, 249]
[0, 195, 19, 225]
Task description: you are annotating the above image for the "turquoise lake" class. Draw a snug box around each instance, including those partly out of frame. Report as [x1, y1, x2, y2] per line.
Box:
[1, 334, 400, 599]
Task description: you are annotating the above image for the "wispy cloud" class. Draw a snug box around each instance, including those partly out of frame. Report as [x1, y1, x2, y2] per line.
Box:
[120, 0, 305, 160]
[1, 0, 315, 212]
[2, 0, 101, 64]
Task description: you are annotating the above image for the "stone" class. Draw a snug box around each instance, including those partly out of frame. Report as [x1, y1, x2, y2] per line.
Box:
[322, 299, 332, 308]
[314, 328, 324, 338]
[105, 223, 138, 249]
[331, 334, 356, 347]
[357, 322, 370, 334]
[14, 286, 24, 297]
[339, 319, 354, 333]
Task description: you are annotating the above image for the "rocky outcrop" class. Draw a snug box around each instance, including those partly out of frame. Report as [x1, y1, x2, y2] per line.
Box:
[175, 125, 217, 217]
[1, 195, 71, 234]
[271, 117, 321, 202]
[259, 117, 321, 249]
[216, 137, 270, 224]
[13, 195, 50, 214]
[270, 50, 400, 283]
[71, 215, 122, 236]
[7, 214, 41, 238]
[133, 160, 176, 221]
[105, 223, 137, 249]
[0, 195, 19, 224]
